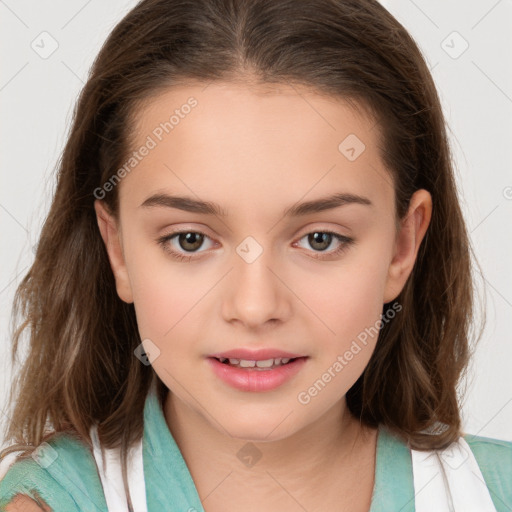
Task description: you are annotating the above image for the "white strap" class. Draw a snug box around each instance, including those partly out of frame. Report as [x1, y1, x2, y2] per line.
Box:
[412, 436, 497, 511]
[90, 424, 148, 512]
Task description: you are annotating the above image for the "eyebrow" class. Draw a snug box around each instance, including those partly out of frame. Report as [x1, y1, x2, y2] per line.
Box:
[139, 192, 372, 217]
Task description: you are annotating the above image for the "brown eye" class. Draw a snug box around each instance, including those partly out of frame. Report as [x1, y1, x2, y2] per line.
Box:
[157, 230, 215, 262]
[307, 232, 334, 252]
[176, 232, 205, 252]
[295, 230, 355, 260]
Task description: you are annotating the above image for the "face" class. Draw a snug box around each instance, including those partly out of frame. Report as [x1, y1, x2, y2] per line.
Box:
[95, 81, 431, 442]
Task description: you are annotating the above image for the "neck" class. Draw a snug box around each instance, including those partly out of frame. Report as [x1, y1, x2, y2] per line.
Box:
[163, 390, 378, 509]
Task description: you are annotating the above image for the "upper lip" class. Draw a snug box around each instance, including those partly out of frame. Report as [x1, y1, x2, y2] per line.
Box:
[208, 348, 307, 360]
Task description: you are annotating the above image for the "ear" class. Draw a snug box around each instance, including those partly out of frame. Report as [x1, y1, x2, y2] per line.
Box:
[94, 200, 134, 304]
[383, 189, 432, 304]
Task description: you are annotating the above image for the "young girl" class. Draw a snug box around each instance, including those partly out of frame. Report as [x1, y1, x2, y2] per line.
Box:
[1, 0, 510, 511]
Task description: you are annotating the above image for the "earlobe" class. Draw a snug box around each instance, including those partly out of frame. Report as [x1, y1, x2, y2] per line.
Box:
[383, 189, 432, 304]
[93, 200, 134, 304]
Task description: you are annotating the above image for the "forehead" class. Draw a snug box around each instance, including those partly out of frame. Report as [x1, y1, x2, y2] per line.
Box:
[119, 81, 394, 218]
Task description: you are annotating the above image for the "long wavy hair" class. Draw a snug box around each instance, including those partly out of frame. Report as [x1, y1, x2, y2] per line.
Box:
[1, 0, 484, 508]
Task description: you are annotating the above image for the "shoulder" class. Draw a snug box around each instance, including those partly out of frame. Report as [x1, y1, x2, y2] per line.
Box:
[3, 492, 51, 511]
[464, 431, 512, 472]
[0, 432, 106, 512]
[463, 432, 512, 510]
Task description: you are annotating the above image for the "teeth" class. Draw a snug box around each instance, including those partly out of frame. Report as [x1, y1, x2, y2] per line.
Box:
[256, 359, 276, 368]
[217, 357, 295, 368]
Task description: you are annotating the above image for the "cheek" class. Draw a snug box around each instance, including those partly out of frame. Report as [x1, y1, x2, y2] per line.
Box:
[129, 263, 210, 391]
[293, 251, 393, 404]
[123, 236, 198, 339]
[293, 265, 389, 406]
[131, 269, 201, 340]
[300, 258, 389, 344]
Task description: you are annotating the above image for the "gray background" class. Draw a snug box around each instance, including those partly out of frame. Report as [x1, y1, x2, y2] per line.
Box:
[1, 0, 511, 470]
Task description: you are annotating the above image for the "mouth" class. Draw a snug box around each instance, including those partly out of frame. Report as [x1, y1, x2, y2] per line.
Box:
[206, 356, 309, 392]
[210, 356, 306, 370]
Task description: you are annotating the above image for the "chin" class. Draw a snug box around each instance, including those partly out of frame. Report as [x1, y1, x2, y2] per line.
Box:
[213, 409, 298, 443]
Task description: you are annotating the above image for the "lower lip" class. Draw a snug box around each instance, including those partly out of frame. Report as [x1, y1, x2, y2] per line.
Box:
[206, 357, 308, 392]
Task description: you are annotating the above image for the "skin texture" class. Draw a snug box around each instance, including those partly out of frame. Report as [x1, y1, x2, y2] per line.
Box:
[5, 493, 51, 511]
[95, 81, 432, 511]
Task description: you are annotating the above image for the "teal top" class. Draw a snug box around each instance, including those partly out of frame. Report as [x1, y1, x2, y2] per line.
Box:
[1, 388, 511, 511]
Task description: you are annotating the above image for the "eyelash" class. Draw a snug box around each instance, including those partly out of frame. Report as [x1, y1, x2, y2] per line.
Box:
[156, 229, 355, 262]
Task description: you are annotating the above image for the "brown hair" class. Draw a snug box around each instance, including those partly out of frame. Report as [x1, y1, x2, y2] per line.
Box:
[1, 0, 484, 508]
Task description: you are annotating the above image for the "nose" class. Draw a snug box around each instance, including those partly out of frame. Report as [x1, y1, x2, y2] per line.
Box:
[221, 238, 292, 329]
